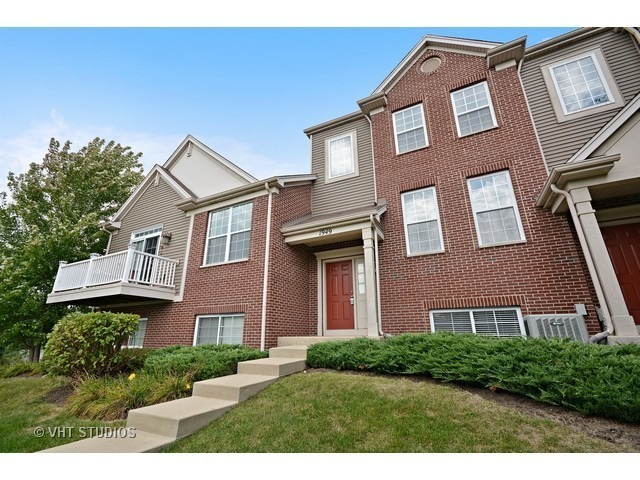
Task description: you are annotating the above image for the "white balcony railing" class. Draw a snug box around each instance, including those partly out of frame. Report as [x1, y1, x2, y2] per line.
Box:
[52, 248, 178, 293]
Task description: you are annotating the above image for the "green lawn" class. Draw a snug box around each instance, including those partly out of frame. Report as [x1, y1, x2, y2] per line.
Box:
[165, 371, 632, 453]
[0, 376, 125, 453]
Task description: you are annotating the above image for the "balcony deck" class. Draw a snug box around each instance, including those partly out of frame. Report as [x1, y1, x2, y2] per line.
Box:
[47, 249, 178, 306]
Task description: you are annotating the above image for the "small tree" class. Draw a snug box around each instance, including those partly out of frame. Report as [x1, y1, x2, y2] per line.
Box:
[42, 312, 140, 379]
[0, 138, 144, 360]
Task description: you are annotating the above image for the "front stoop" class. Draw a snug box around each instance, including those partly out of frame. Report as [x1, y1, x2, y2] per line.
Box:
[40, 344, 307, 453]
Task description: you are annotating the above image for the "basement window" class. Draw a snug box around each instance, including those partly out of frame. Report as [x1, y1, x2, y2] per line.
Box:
[430, 308, 525, 337]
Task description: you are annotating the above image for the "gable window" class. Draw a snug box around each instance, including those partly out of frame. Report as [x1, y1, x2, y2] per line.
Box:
[430, 308, 525, 337]
[124, 318, 147, 348]
[451, 81, 497, 137]
[393, 104, 428, 154]
[204, 202, 253, 265]
[326, 132, 358, 182]
[550, 52, 614, 115]
[194, 314, 244, 345]
[467, 171, 525, 247]
[401, 187, 444, 255]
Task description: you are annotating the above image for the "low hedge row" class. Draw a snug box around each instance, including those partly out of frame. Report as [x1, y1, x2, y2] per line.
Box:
[306, 333, 640, 423]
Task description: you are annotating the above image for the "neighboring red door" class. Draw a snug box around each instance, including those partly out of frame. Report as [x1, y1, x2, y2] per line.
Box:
[602, 223, 640, 325]
[326, 260, 355, 330]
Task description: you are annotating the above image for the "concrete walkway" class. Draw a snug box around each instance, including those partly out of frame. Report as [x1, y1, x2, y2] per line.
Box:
[41, 344, 308, 453]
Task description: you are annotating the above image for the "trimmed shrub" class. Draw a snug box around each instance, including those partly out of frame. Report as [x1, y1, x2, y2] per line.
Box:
[143, 344, 268, 382]
[112, 348, 153, 375]
[42, 312, 140, 379]
[307, 333, 640, 424]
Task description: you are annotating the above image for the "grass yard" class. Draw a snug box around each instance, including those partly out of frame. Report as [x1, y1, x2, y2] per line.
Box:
[0, 376, 125, 453]
[164, 371, 633, 453]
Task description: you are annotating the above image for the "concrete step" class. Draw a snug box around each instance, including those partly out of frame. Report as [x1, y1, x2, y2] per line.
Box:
[277, 336, 370, 347]
[40, 430, 174, 453]
[237, 357, 306, 377]
[193, 373, 278, 402]
[268, 345, 308, 359]
[126, 396, 236, 439]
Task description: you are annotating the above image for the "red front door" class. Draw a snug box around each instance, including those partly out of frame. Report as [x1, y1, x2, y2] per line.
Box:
[602, 223, 640, 325]
[326, 260, 354, 330]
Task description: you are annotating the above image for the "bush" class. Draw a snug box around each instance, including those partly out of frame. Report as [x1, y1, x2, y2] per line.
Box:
[143, 344, 268, 382]
[42, 312, 140, 379]
[112, 348, 153, 375]
[66, 371, 193, 420]
[0, 361, 42, 378]
[307, 333, 640, 424]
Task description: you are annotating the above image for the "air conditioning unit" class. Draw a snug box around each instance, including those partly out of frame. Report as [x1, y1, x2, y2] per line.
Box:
[524, 315, 589, 343]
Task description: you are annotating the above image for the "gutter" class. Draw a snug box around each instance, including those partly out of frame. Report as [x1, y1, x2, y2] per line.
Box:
[549, 184, 614, 342]
[260, 182, 274, 351]
[371, 214, 385, 337]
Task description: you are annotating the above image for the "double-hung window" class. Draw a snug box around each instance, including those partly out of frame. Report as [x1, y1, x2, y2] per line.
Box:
[194, 314, 244, 345]
[326, 131, 357, 182]
[550, 52, 614, 115]
[430, 308, 525, 337]
[393, 104, 428, 154]
[204, 202, 253, 265]
[451, 81, 497, 137]
[401, 187, 444, 255]
[467, 171, 525, 247]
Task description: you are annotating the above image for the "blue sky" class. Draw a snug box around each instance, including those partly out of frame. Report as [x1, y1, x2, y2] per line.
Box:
[0, 26, 579, 192]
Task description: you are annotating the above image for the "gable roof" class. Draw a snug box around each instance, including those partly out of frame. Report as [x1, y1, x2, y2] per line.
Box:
[371, 35, 502, 96]
[163, 134, 257, 184]
[101, 165, 195, 230]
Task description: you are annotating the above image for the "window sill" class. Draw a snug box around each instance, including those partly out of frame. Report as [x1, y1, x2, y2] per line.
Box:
[477, 239, 527, 249]
[406, 249, 445, 258]
[325, 171, 359, 184]
[201, 258, 250, 268]
[457, 124, 498, 139]
[396, 145, 429, 156]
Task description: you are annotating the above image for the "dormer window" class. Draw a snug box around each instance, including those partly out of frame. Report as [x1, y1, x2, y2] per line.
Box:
[392, 104, 428, 154]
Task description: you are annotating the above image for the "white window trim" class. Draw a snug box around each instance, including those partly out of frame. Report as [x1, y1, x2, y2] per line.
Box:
[325, 131, 359, 183]
[401, 186, 445, 256]
[130, 224, 163, 246]
[429, 307, 526, 337]
[451, 81, 498, 138]
[193, 314, 244, 346]
[123, 318, 147, 349]
[203, 202, 252, 266]
[392, 104, 429, 155]
[541, 48, 623, 123]
[467, 170, 526, 247]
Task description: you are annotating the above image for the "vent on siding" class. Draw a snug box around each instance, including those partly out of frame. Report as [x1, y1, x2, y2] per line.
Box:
[524, 315, 589, 343]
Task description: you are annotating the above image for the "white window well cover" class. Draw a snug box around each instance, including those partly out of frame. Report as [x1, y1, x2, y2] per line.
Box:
[195, 314, 244, 345]
[467, 170, 525, 246]
[401, 187, 444, 255]
[431, 308, 525, 337]
[393, 104, 428, 154]
[328, 133, 355, 179]
[451, 81, 497, 137]
[551, 53, 613, 114]
[204, 202, 252, 265]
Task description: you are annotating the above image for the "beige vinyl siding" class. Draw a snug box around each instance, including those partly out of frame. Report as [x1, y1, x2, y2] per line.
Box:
[107, 175, 190, 296]
[521, 30, 640, 169]
[311, 116, 375, 216]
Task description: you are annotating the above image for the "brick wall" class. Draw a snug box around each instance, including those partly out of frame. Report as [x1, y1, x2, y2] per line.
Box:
[371, 49, 600, 334]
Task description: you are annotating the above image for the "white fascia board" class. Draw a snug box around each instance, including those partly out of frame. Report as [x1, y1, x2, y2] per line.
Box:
[163, 134, 257, 184]
[568, 94, 640, 163]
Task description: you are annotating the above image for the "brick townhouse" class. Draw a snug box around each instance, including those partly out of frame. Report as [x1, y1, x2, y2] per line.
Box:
[47, 29, 640, 348]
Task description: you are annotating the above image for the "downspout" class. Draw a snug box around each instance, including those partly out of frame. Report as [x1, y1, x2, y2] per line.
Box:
[622, 27, 640, 45]
[549, 184, 614, 342]
[370, 214, 386, 337]
[260, 182, 274, 351]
